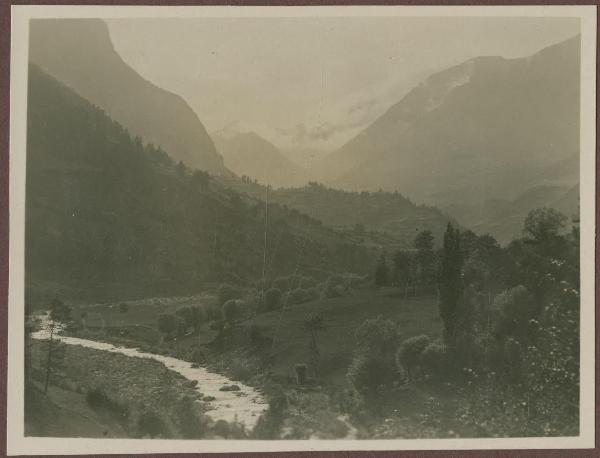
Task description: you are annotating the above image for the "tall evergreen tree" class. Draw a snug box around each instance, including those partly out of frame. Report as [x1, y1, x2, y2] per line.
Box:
[439, 223, 463, 341]
[414, 230, 435, 285]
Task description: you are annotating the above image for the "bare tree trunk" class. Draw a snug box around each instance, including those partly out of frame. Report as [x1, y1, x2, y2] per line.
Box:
[44, 321, 55, 394]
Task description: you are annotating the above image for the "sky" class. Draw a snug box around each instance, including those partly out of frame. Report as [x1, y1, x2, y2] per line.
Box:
[107, 16, 580, 155]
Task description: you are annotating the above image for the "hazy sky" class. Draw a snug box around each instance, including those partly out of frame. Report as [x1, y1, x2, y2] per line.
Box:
[107, 16, 579, 153]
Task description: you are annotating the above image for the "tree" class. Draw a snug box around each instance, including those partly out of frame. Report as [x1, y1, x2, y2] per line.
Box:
[374, 254, 389, 286]
[175, 306, 193, 332]
[396, 334, 431, 380]
[218, 284, 243, 306]
[222, 299, 239, 325]
[439, 223, 463, 341]
[354, 315, 399, 358]
[191, 170, 210, 191]
[523, 207, 567, 243]
[347, 354, 396, 395]
[157, 313, 181, 339]
[302, 312, 324, 356]
[189, 305, 205, 334]
[44, 298, 72, 393]
[414, 230, 436, 285]
[175, 160, 186, 178]
[492, 285, 537, 341]
[392, 250, 412, 286]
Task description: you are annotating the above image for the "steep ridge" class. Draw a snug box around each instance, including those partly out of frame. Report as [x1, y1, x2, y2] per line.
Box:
[321, 36, 580, 208]
[29, 19, 225, 174]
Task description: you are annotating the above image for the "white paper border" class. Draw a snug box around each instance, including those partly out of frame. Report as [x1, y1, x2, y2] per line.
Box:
[7, 4, 597, 455]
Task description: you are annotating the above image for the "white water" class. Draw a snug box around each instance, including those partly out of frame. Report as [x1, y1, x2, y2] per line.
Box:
[31, 314, 269, 430]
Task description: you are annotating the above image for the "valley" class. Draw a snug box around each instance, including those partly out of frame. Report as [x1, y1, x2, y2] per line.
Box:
[23, 17, 582, 443]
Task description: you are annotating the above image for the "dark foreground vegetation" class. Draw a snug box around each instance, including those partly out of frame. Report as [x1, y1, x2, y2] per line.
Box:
[27, 205, 579, 439]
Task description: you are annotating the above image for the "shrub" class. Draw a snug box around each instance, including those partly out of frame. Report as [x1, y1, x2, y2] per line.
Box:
[249, 324, 271, 348]
[176, 396, 204, 439]
[265, 288, 283, 311]
[219, 384, 241, 392]
[137, 409, 169, 438]
[347, 354, 396, 395]
[118, 303, 128, 313]
[205, 304, 222, 321]
[222, 299, 239, 325]
[209, 319, 224, 334]
[420, 341, 453, 379]
[230, 356, 261, 381]
[354, 315, 399, 357]
[298, 275, 318, 289]
[85, 387, 128, 419]
[492, 285, 537, 339]
[396, 334, 431, 379]
[288, 288, 309, 305]
[218, 284, 243, 306]
[157, 313, 183, 339]
[190, 347, 206, 364]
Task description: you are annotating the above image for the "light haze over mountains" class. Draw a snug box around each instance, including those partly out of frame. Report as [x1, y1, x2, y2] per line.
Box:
[28, 17, 580, 243]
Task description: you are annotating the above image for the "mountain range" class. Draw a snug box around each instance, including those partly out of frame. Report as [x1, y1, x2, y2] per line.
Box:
[29, 18, 226, 175]
[26, 65, 378, 303]
[320, 36, 579, 202]
[313, 35, 580, 241]
[26, 19, 580, 249]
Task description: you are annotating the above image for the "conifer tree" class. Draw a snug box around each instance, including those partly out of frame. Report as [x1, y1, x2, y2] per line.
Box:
[439, 223, 463, 340]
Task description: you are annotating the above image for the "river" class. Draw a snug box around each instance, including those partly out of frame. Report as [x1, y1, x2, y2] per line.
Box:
[31, 314, 269, 431]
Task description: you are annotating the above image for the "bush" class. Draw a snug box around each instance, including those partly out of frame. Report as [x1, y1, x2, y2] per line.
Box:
[218, 284, 243, 306]
[137, 409, 169, 438]
[492, 285, 537, 339]
[354, 315, 399, 357]
[209, 319, 224, 333]
[249, 324, 271, 348]
[190, 346, 206, 364]
[347, 354, 396, 395]
[222, 299, 239, 325]
[118, 303, 128, 313]
[157, 313, 183, 339]
[205, 304, 222, 321]
[219, 384, 241, 392]
[396, 334, 431, 379]
[176, 396, 204, 439]
[265, 288, 283, 311]
[85, 387, 128, 419]
[228, 356, 261, 382]
[420, 341, 453, 379]
[288, 288, 309, 305]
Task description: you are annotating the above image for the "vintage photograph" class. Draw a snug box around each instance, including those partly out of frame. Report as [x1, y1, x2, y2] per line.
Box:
[7, 4, 596, 455]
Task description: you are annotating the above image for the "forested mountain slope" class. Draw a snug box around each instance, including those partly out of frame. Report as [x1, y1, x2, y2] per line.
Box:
[216, 179, 457, 246]
[25, 65, 373, 303]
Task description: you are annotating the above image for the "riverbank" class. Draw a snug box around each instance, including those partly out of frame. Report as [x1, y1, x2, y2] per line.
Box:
[26, 341, 207, 438]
